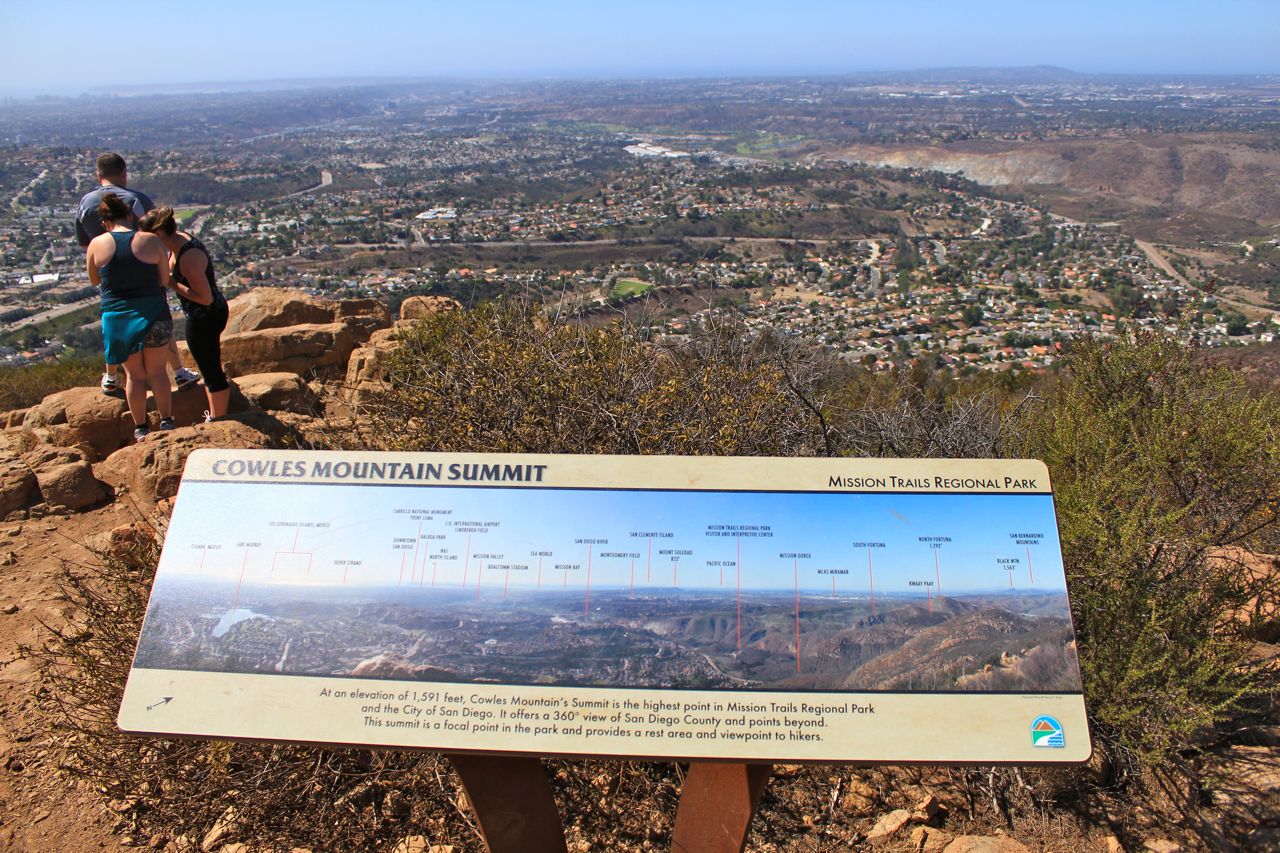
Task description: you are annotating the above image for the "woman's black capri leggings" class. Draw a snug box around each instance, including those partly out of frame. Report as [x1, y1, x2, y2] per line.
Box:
[185, 302, 230, 393]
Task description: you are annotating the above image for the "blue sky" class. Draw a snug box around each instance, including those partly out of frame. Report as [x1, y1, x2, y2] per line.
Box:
[162, 482, 1065, 594]
[2, 1, 1276, 96]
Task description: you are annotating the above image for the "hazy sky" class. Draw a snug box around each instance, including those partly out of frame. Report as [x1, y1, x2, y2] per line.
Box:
[3, 0, 1277, 96]
[163, 482, 1065, 594]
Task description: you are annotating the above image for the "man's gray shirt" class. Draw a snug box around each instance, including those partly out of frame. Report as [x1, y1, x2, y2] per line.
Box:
[75, 185, 155, 247]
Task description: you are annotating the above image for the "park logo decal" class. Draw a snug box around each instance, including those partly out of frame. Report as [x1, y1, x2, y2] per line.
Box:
[1031, 715, 1065, 748]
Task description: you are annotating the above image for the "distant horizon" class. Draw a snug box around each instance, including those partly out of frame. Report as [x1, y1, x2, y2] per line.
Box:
[3, 63, 1280, 101]
[3, 0, 1277, 99]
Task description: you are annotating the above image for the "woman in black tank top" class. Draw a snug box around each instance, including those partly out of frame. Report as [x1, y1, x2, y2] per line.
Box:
[140, 206, 232, 420]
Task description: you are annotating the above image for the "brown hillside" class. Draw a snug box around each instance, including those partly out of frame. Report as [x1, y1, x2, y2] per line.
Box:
[830, 133, 1280, 241]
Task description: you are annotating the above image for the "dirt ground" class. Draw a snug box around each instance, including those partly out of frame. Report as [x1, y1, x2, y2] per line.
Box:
[0, 496, 1273, 852]
[0, 501, 135, 852]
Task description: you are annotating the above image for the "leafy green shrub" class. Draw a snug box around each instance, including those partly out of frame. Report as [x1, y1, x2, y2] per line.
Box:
[0, 355, 101, 411]
[1022, 332, 1280, 772]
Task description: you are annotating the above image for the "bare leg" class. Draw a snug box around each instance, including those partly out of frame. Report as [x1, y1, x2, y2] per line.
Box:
[121, 352, 149, 427]
[167, 339, 183, 378]
[206, 387, 231, 419]
[142, 345, 172, 419]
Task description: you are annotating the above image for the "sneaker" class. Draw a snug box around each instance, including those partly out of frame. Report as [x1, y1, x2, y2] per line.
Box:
[174, 367, 200, 390]
[133, 425, 150, 443]
[101, 373, 120, 394]
[158, 417, 175, 431]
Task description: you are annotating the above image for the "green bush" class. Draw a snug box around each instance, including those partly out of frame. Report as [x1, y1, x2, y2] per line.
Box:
[1022, 332, 1280, 771]
[0, 355, 101, 411]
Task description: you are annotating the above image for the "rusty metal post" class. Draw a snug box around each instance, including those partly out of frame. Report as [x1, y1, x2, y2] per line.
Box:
[670, 762, 773, 853]
[449, 754, 568, 853]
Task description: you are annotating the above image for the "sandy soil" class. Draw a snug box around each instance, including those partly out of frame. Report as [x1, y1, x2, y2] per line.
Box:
[0, 502, 136, 853]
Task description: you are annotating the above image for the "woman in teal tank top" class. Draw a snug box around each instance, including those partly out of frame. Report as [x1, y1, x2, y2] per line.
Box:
[86, 194, 175, 442]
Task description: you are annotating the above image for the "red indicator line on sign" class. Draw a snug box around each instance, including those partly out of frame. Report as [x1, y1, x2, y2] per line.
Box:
[411, 521, 422, 585]
[504, 568, 510, 599]
[831, 575, 836, 598]
[293, 529, 300, 551]
[199, 550, 207, 571]
[647, 539, 652, 583]
[475, 562, 483, 600]
[630, 559, 635, 595]
[737, 537, 747, 650]
[536, 557, 542, 589]
[793, 559, 801, 673]
[563, 567, 568, 589]
[343, 561, 350, 585]
[584, 550, 592, 615]
[928, 586, 933, 614]
[431, 560, 438, 587]
[673, 559, 678, 587]
[231, 550, 249, 611]
[935, 550, 941, 595]
[398, 551, 407, 586]
[462, 534, 472, 589]
[1009, 571, 1014, 589]
[1026, 546, 1035, 584]
[868, 548, 875, 617]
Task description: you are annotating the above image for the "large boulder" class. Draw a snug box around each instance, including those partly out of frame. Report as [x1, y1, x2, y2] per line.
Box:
[0, 454, 37, 516]
[96, 412, 291, 505]
[224, 289, 335, 334]
[219, 322, 357, 379]
[22, 387, 132, 461]
[333, 297, 393, 342]
[0, 429, 41, 514]
[343, 326, 403, 404]
[398, 295, 460, 322]
[23, 445, 106, 510]
[233, 372, 319, 415]
[225, 288, 391, 345]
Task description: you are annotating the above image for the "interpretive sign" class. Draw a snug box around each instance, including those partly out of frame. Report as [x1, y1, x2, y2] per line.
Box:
[119, 450, 1090, 763]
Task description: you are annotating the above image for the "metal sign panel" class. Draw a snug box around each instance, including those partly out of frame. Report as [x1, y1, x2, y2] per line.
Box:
[119, 450, 1090, 763]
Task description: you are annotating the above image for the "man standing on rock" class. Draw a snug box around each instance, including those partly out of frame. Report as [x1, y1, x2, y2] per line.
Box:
[75, 153, 200, 395]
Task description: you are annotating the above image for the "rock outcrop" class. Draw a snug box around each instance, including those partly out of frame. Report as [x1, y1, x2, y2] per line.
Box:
[342, 295, 459, 404]
[232, 372, 319, 415]
[0, 290, 404, 514]
[96, 413, 292, 505]
[23, 445, 106, 511]
[22, 388, 132, 461]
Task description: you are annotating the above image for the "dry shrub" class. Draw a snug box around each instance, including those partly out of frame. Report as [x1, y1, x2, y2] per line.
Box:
[0, 354, 101, 411]
[28, 304, 841, 851]
[1023, 332, 1280, 776]
[31, 309, 1279, 849]
[336, 300, 838, 457]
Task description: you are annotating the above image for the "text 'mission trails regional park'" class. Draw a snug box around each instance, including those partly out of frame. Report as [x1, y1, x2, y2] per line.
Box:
[119, 450, 1090, 764]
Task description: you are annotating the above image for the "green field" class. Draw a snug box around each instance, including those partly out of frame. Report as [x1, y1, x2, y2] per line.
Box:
[175, 207, 203, 223]
[610, 279, 654, 299]
[734, 132, 807, 156]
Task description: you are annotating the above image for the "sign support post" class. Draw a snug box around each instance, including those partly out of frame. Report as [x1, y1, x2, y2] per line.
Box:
[450, 755, 772, 853]
[671, 761, 773, 853]
[449, 754, 568, 853]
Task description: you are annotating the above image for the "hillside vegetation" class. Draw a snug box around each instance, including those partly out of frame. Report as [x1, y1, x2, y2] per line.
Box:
[30, 305, 1280, 851]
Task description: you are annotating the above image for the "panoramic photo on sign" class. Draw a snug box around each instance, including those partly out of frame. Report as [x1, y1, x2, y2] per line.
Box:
[119, 450, 1090, 763]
